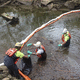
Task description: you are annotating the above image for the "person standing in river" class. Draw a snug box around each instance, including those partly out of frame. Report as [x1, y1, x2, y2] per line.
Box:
[27, 41, 47, 61]
[4, 42, 31, 79]
[58, 28, 71, 47]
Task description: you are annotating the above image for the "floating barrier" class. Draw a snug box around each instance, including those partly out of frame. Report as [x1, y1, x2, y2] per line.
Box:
[20, 9, 80, 50]
[0, 62, 4, 66]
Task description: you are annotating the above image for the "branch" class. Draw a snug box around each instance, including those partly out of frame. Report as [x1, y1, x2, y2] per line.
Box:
[0, 0, 11, 7]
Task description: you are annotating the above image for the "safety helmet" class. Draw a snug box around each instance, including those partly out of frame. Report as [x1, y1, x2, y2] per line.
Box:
[63, 28, 67, 34]
[34, 41, 41, 47]
[15, 42, 22, 47]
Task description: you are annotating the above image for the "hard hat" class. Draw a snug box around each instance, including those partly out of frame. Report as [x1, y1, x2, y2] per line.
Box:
[63, 28, 67, 34]
[15, 42, 22, 47]
[34, 41, 41, 47]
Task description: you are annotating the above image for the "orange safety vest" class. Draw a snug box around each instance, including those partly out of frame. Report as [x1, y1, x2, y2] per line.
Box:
[5, 48, 19, 64]
[5, 48, 17, 57]
[62, 31, 71, 42]
[35, 45, 45, 58]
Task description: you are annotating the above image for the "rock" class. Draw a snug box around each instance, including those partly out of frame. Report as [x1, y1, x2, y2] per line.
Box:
[2, 77, 9, 80]
[7, 75, 12, 78]
[0, 66, 9, 79]
[17, 0, 33, 5]
[72, 0, 80, 4]
[0, 66, 8, 71]
[47, 3, 54, 10]
[52, 8, 57, 11]
[64, 1, 75, 9]
[53, 3, 62, 9]
[41, 0, 53, 5]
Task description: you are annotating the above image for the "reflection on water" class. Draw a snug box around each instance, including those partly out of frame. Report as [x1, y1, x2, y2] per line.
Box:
[0, 7, 80, 76]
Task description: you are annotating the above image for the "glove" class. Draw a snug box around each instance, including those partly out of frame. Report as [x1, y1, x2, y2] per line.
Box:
[27, 43, 32, 47]
[27, 50, 32, 54]
[28, 55, 30, 58]
[58, 44, 62, 46]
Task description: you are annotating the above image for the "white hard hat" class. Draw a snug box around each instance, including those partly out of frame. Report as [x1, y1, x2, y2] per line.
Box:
[34, 41, 41, 47]
[63, 28, 67, 34]
[15, 42, 22, 47]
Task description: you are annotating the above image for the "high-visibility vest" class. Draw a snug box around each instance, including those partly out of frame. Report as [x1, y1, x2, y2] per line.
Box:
[5, 48, 17, 57]
[62, 31, 71, 42]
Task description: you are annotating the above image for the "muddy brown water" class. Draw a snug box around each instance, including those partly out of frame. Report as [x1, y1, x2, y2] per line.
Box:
[0, 7, 80, 80]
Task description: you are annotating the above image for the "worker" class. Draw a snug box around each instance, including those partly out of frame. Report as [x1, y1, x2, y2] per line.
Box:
[58, 28, 71, 47]
[27, 41, 47, 61]
[4, 42, 31, 79]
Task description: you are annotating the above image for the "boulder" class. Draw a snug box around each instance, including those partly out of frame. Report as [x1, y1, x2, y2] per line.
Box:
[0, 66, 9, 79]
[41, 0, 53, 5]
[0, 65, 8, 71]
[47, 3, 54, 10]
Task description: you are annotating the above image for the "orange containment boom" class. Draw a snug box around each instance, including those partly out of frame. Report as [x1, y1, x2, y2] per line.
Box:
[20, 9, 80, 51]
[18, 69, 31, 80]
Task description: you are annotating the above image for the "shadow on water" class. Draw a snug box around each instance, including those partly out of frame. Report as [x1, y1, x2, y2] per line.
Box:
[0, 7, 80, 79]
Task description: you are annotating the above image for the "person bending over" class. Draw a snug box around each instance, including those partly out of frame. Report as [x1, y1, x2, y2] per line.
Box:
[4, 42, 30, 79]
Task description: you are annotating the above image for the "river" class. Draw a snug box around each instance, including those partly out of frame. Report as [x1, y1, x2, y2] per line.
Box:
[0, 7, 80, 80]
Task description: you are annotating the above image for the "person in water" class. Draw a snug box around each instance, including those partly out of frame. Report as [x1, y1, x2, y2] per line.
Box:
[58, 28, 71, 47]
[27, 41, 47, 61]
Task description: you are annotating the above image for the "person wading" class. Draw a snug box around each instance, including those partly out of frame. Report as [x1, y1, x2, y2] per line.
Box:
[58, 28, 71, 47]
[4, 42, 31, 79]
[27, 41, 47, 61]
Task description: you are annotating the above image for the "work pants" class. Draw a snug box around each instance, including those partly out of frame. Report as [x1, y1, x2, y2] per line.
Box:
[7, 64, 20, 79]
[63, 39, 70, 47]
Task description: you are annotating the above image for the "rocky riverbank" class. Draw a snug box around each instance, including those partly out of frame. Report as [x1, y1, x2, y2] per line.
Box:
[0, 65, 19, 80]
[0, 0, 80, 12]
